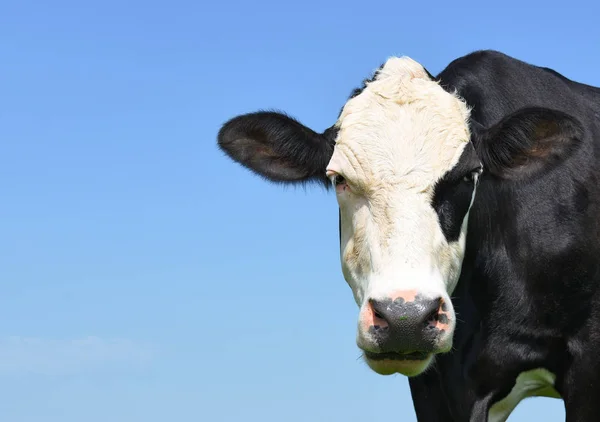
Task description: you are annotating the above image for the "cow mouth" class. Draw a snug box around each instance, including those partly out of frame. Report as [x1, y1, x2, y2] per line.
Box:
[364, 351, 429, 361]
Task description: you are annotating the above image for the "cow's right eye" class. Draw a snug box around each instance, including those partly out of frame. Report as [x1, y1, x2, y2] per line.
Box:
[326, 170, 352, 193]
[333, 175, 346, 186]
[327, 171, 344, 186]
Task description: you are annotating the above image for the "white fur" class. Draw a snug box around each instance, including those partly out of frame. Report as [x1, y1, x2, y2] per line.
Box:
[326, 56, 474, 355]
[488, 369, 560, 422]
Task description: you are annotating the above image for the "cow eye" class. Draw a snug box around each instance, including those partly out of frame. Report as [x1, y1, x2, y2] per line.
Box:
[333, 175, 346, 186]
[463, 167, 483, 183]
[328, 173, 347, 187]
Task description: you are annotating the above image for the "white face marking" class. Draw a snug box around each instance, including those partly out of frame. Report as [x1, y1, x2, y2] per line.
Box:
[326, 57, 476, 348]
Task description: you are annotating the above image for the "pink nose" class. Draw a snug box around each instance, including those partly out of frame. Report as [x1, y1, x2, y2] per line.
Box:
[359, 290, 450, 352]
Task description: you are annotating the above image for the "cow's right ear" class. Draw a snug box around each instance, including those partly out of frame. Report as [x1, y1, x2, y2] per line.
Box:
[217, 111, 336, 187]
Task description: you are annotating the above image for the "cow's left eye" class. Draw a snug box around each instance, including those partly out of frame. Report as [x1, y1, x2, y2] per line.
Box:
[463, 173, 475, 183]
[463, 167, 483, 183]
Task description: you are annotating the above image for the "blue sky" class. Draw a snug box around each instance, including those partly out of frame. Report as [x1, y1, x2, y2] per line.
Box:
[1, 0, 598, 420]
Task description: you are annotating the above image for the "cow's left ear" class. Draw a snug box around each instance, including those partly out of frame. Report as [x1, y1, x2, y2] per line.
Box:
[474, 107, 584, 179]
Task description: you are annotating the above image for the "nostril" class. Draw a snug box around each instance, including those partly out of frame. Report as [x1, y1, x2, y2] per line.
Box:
[368, 299, 390, 327]
[425, 309, 439, 326]
[422, 298, 451, 331]
[421, 297, 444, 326]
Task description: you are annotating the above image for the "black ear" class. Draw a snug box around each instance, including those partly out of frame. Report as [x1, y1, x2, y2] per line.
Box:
[217, 111, 336, 187]
[474, 108, 584, 179]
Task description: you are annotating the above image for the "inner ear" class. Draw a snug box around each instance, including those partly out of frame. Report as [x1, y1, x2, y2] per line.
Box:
[476, 108, 584, 179]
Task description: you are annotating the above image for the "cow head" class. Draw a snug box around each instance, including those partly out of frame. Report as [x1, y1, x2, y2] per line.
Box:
[218, 57, 479, 376]
[217, 56, 581, 376]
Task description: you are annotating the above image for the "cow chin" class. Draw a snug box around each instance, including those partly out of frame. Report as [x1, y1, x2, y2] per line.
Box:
[359, 339, 452, 377]
[363, 353, 435, 377]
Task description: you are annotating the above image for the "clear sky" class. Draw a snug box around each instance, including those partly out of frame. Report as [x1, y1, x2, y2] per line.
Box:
[2, 0, 599, 420]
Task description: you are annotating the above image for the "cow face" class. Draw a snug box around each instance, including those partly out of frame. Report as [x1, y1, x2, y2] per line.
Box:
[327, 58, 482, 375]
[218, 57, 482, 377]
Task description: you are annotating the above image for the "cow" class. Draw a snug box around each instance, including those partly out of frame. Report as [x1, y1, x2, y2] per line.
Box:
[216, 50, 600, 421]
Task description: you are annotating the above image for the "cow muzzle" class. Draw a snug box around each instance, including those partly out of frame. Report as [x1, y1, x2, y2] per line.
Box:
[357, 289, 454, 376]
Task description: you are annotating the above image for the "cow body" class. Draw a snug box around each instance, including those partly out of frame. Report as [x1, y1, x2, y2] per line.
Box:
[217, 50, 600, 421]
[408, 50, 600, 421]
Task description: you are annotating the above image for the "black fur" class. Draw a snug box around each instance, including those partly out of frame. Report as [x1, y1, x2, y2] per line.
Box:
[431, 143, 482, 242]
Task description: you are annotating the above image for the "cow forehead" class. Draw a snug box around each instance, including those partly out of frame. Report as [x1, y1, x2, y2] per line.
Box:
[331, 56, 472, 190]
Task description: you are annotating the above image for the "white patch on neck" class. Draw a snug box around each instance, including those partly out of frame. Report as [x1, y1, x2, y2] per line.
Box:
[488, 368, 561, 422]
